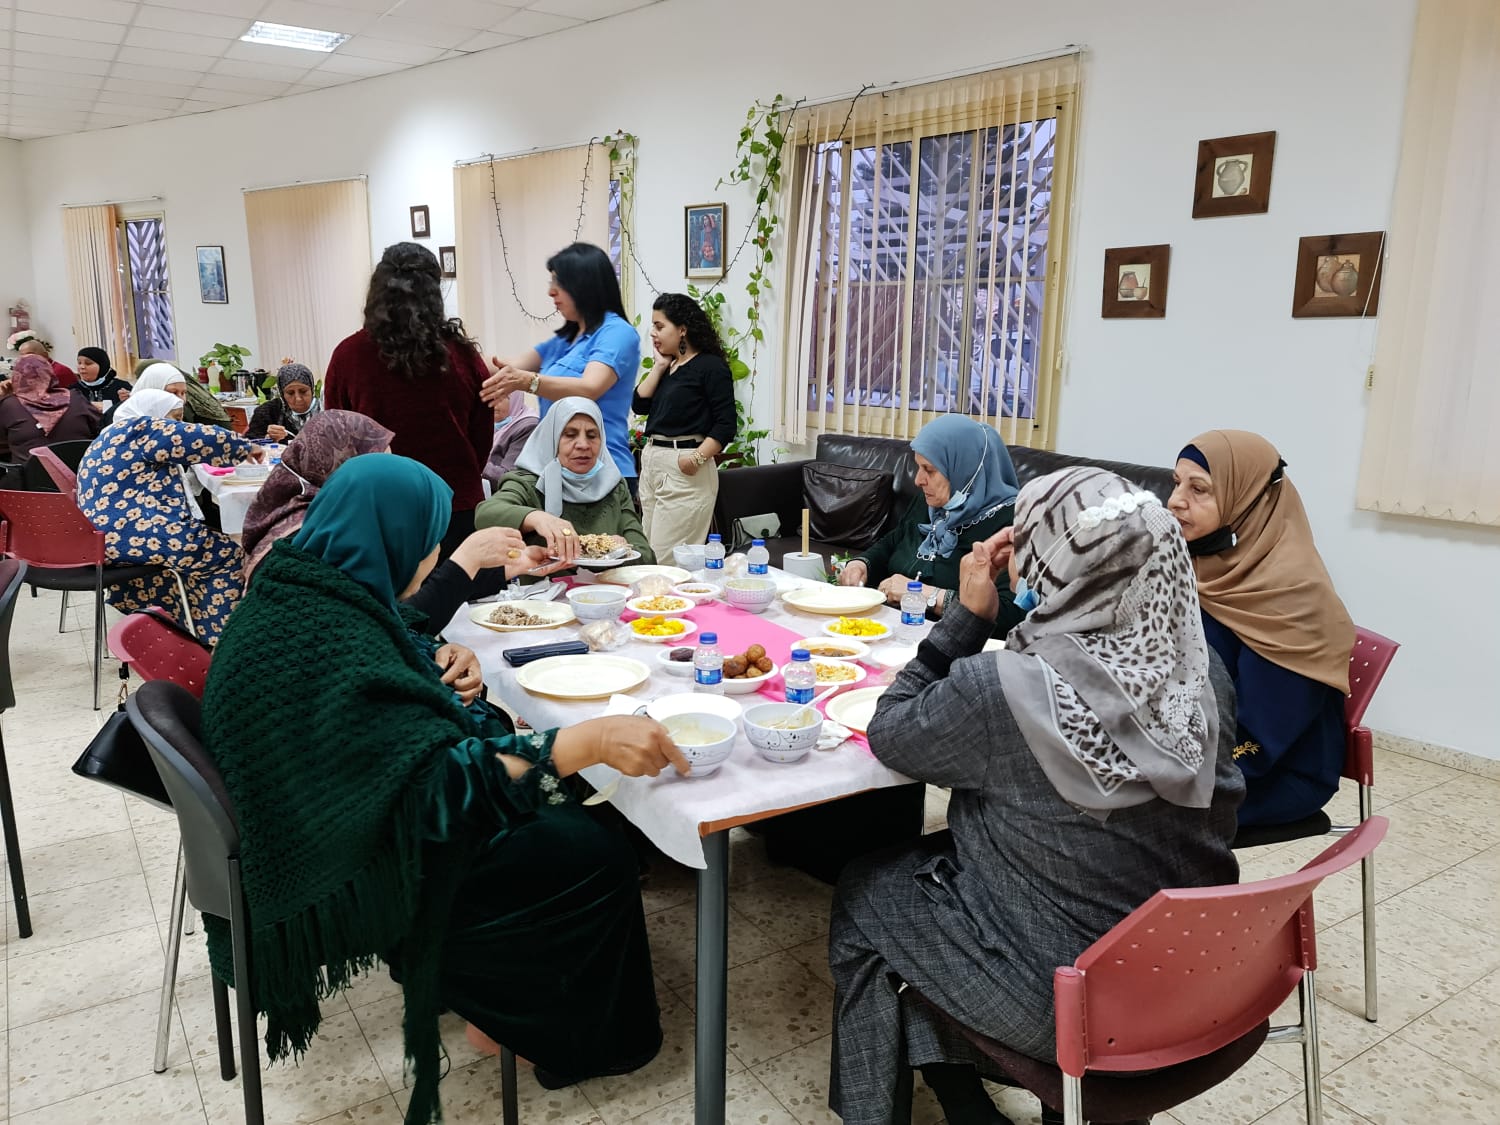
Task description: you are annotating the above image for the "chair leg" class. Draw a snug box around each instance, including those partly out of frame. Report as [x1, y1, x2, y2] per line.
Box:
[1358, 784, 1378, 1023]
[228, 861, 264, 1125]
[1061, 1072, 1084, 1125]
[58, 589, 68, 632]
[0, 728, 32, 939]
[500, 1046, 518, 1125]
[155, 845, 189, 1073]
[1299, 972, 1324, 1125]
[92, 568, 105, 711]
[212, 975, 236, 1081]
[168, 570, 196, 639]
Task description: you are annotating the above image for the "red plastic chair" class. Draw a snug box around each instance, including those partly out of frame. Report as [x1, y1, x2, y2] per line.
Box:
[27, 446, 78, 494]
[907, 817, 1389, 1125]
[0, 489, 192, 709]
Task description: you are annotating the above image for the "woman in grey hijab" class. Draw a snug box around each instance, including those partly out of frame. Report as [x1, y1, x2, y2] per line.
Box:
[827, 466, 1244, 1125]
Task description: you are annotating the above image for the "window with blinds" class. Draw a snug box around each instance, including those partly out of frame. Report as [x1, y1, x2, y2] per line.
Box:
[777, 55, 1079, 449]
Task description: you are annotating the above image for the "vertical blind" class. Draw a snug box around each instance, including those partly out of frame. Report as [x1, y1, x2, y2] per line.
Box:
[242, 178, 371, 378]
[1356, 0, 1500, 526]
[62, 204, 130, 372]
[777, 53, 1079, 449]
[453, 144, 611, 357]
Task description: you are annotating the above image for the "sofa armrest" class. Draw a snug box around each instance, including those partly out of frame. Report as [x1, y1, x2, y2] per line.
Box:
[712, 459, 810, 550]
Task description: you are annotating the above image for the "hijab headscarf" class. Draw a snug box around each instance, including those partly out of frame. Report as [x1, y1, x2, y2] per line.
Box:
[496, 389, 540, 434]
[514, 395, 622, 515]
[133, 362, 189, 394]
[274, 363, 321, 435]
[1180, 430, 1354, 693]
[9, 355, 72, 434]
[291, 454, 451, 614]
[995, 467, 1220, 817]
[76, 347, 115, 386]
[909, 415, 1020, 560]
[109, 388, 181, 424]
[241, 410, 394, 582]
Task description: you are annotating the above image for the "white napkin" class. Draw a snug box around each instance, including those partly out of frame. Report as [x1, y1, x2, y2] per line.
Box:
[817, 719, 854, 751]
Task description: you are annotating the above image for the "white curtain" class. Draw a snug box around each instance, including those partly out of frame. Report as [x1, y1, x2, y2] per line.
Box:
[242, 178, 371, 378]
[1356, 0, 1500, 525]
[62, 204, 130, 372]
[777, 54, 1080, 448]
[453, 144, 611, 358]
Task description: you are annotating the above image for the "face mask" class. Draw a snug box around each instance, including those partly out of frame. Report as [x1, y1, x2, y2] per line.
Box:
[1013, 576, 1040, 613]
[561, 460, 603, 483]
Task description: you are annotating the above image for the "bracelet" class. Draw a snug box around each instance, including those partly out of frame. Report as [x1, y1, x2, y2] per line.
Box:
[528, 373, 540, 394]
[691, 450, 708, 467]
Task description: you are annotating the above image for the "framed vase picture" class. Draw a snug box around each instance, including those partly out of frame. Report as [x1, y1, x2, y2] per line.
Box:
[685, 203, 727, 280]
[1192, 131, 1276, 218]
[1102, 244, 1170, 319]
[1292, 231, 1385, 318]
[196, 246, 228, 304]
[439, 246, 457, 278]
[410, 204, 430, 238]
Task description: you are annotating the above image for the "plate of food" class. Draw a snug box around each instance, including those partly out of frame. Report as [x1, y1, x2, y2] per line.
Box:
[628, 617, 698, 644]
[780, 585, 886, 615]
[790, 637, 871, 662]
[719, 642, 778, 695]
[596, 564, 692, 587]
[559, 533, 641, 567]
[468, 601, 576, 632]
[658, 646, 698, 676]
[671, 581, 722, 603]
[625, 593, 696, 618]
[822, 616, 893, 643]
[516, 654, 650, 700]
[824, 685, 888, 734]
[801, 657, 867, 688]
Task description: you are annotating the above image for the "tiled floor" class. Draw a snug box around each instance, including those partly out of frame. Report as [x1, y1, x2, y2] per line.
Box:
[2, 586, 1497, 1124]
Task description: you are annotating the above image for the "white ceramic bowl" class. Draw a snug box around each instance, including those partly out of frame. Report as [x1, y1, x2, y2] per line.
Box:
[790, 636, 871, 662]
[672, 544, 707, 572]
[566, 585, 629, 622]
[626, 594, 696, 618]
[742, 702, 824, 763]
[232, 463, 270, 481]
[656, 647, 698, 677]
[720, 665, 777, 695]
[657, 712, 736, 777]
[647, 692, 742, 725]
[821, 617, 893, 643]
[671, 581, 722, 604]
[628, 617, 697, 645]
[721, 577, 778, 613]
[646, 693, 741, 777]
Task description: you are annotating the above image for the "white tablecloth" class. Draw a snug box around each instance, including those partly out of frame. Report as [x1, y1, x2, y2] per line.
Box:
[192, 464, 265, 535]
[440, 570, 918, 869]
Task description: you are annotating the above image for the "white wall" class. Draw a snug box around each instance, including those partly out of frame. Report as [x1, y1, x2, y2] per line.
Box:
[17, 0, 1496, 759]
[0, 139, 36, 344]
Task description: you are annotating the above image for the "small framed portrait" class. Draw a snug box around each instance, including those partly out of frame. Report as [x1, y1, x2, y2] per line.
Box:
[1101, 244, 1170, 319]
[196, 245, 228, 304]
[1292, 231, 1385, 318]
[410, 204, 430, 239]
[1192, 131, 1276, 219]
[685, 203, 727, 280]
[438, 245, 457, 279]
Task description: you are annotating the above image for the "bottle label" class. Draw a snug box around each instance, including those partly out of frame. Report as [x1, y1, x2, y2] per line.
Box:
[748, 562, 769, 575]
[695, 668, 723, 687]
[901, 610, 925, 627]
[705, 559, 724, 570]
[786, 686, 814, 704]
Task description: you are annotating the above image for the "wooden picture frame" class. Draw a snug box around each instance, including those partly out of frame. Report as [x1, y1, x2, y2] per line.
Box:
[685, 202, 727, 280]
[1292, 231, 1385, 318]
[196, 245, 228, 304]
[1101, 244, 1170, 319]
[409, 204, 430, 239]
[1192, 130, 1276, 218]
[438, 245, 457, 278]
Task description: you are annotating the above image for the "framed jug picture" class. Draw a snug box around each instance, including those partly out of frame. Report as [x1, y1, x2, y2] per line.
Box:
[196, 246, 228, 304]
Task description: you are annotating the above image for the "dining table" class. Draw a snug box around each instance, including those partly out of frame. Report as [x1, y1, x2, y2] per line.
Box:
[192, 458, 275, 536]
[440, 567, 920, 1125]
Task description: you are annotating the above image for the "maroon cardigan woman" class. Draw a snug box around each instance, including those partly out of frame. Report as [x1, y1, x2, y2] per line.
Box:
[0, 355, 101, 463]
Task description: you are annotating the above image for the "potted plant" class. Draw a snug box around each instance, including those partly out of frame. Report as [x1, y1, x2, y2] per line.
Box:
[197, 343, 253, 392]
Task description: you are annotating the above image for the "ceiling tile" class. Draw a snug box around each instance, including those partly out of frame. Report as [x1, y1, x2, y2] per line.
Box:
[115, 45, 218, 73]
[179, 86, 263, 105]
[140, 0, 270, 17]
[213, 57, 314, 82]
[124, 27, 233, 55]
[221, 39, 341, 70]
[528, 0, 654, 19]
[14, 11, 129, 43]
[179, 97, 250, 114]
[489, 8, 579, 36]
[362, 15, 473, 48]
[11, 92, 100, 113]
[312, 52, 405, 76]
[11, 64, 107, 88]
[12, 31, 122, 59]
[299, 0, 402, 11]
[94, 91, 188, 111]
[133, 5, 255, 38]
[103, 75, 203, 98]
[256, 0, 381, 35]
[453, 29, 519, 52]
[389, 0, 519, 30]
[198, 72, 296, 95]
[336, 35, 446, 63]
[18, 52, 113, 77]
[13, 0, 138, 24]
[108, 60, 202, 84]
[288, 67, 349, 87]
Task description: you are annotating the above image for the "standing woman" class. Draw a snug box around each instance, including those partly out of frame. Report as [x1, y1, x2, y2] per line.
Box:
[1170, 430, 1355, 829]
[74, 347, 132, 411]
[632, 292, 736, 558]
[246, 362, 321, 440]
[325, 242, 494, 555]
[479, 242, 641, 496]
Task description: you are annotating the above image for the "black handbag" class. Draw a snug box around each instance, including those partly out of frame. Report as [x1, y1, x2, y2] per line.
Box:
[71, 707, 172, 808]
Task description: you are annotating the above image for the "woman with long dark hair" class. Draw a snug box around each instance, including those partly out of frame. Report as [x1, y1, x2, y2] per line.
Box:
[325, 242, 494, 553]
[631, 292, 735, 557]
[480, 242, 641, 495]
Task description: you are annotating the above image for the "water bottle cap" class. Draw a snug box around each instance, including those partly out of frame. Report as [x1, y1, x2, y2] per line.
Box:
[751, 539, 765, 547]
[700, 632, 718, 644]
[708, 534, 722, 542]
[907, 581, 923, 591]
[791, 649, 810, 661]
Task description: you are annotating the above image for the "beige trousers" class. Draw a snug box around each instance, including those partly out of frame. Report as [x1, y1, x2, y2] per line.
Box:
[639, 441, 719, 561]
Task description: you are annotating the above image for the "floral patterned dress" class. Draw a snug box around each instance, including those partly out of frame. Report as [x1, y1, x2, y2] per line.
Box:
[76, 418, 254, 643]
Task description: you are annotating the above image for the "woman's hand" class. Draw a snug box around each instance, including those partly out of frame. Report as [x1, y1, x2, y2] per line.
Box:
[435, 643, 484, 705]
[838, 560, 869, 587]
[958, 540, 1004, 622]
[981, 526, 1016, 576]
[266, 423, 289, 441]
[877, 573, 915, 604]
[242, 445, 269, 464]
[117, 387, 131, 402]
[524, 511, 581, 563]
[481, 358, 532, 407]
[450, 527, 531, 577]
[551, 716, 690, 779]
[677, 452, 700, 476]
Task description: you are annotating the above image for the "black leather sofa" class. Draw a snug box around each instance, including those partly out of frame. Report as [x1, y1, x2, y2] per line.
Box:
[712, 433, 1175, 556]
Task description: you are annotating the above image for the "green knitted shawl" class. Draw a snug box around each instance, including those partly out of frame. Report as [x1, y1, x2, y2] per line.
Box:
[202, 541, 480, 1125]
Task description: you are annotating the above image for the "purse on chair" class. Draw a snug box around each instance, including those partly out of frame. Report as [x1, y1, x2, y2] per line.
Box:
[72, 705, 172, 807]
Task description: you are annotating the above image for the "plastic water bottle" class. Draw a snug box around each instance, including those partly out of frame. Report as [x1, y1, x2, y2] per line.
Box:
[900, 582, 927, 642]
[784, 648, 816, 705]
[694, 631, 724, 694]
[747, 538, 770, 576]
[703, 533, 725, 581]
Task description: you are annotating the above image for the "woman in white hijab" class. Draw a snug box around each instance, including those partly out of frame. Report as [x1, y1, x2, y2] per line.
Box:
[474, 395, 653, 568]
[125, 361, 233, 429]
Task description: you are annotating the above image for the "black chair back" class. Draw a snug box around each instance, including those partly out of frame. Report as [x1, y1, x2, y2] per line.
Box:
[43, 440, 92, 474]
[126, 681, 240, 920]
[0, 558, 25, 711]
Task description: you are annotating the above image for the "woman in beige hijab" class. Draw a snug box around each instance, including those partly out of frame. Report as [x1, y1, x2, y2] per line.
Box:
[1169, 429, 1355, 828]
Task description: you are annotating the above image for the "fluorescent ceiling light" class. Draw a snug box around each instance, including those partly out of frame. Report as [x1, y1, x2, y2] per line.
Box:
[241, 21, 351, 52]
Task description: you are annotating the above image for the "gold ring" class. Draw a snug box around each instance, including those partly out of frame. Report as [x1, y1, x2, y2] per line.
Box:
[562, 528, 574, 535]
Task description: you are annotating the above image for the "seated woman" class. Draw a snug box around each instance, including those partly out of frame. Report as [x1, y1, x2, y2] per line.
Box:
[839, 415, 1025, 636]
[73, 347, 132, 411]
[116, 362, 232, 429]
[828, 467, 1243, 1125]
[241, 409, 555, 623]
[203, 455, 688, 1123]
[482, 389, 541, 486]
[75, 389, 262, 643]
[476, 396, 653, 569]
[246, 362, 320, 440]
[1171, 429, 1355, 829]
[0, 355, 101, 462]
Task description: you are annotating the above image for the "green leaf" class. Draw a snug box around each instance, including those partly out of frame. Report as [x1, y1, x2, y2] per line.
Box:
[750, 327, 765, 342]
[729, 358, 750, 379]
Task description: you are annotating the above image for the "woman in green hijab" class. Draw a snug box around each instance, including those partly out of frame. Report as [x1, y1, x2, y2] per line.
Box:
[203, 455, 687, 1124]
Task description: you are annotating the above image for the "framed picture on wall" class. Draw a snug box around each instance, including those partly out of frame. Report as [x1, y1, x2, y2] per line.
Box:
[1101, 244, 1170, 318]
[1291, 231, 1385, 318]
[410, 205, 430, 238]
[439, 245, 457, 278]
[685, 203, 727, 280]
[196, 246, 228, 304]
[1192, 130, 1276, 218]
